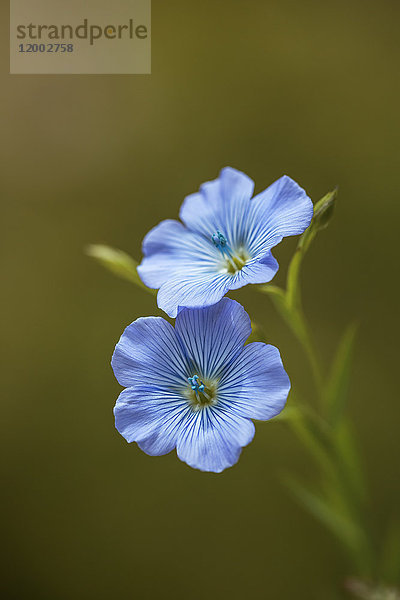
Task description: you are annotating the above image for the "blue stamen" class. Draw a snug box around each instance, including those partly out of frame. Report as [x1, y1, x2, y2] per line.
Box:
[212, 230, 227, 248]
[188, 375, 206, 394]
[211, 229, 245, 273]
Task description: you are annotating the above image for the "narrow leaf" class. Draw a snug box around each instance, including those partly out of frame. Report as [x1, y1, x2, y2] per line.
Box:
[324, 324, 367, 505]
[283, 475, 371, 573]
[326, 322, 358, 426]
[85, 244, 156, 295]
[257, 284, 287, 311]
[288, 408, 336, 477]
[332, 419, 368, 506]
[258, 285, 306, 342]
[259, 284, 323, 392]
[283, 475, 364, 554]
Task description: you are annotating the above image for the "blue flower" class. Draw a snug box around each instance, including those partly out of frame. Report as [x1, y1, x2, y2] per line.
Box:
[112, 298, 290, 473]
[137, 167, 313, 317]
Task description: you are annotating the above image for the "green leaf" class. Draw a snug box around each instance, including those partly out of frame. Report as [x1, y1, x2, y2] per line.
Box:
[326, 322, 357, 426]
[288, 407, 337, 477]
[332, 419, 368, 507]
[286, 188, 337, 311]
[257, 284, 286, 308]
[85, 244, 156, 295]
[283, 475, 371, 573]
[283, 475, 364, 553]
[258, 284, 323, 392]
[258, 285, 306, 342]
[324, 324, 367, 507]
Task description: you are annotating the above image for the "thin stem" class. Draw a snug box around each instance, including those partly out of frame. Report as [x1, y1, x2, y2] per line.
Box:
[286, 310, 375, 576]
[264, 284, 375, 576]
[290, 307, 324, 398]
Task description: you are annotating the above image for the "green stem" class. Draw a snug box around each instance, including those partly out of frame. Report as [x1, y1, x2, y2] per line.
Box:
[264, 286, 375, 577]
[260, 188, 379, 581]
[289, 307, 324, 398]
[286, 308, 375, 576]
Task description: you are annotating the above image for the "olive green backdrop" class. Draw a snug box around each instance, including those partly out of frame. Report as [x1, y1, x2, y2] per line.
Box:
[1, 1, 399, 598]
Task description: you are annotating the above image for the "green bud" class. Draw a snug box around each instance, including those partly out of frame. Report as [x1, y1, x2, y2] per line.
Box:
[298, 187, 337, 253]
[312, 187, 337, 231]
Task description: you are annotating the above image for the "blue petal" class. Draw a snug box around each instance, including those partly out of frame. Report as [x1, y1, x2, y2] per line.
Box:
[247, 175, 313, 256]
[114, 387, 190, 455]
[137, 219, 218, 289]
[156, 270, 232, 318]
[227, 253, 279, 289]
[138, 170, 312, 314]
[179, 167, 254, 241]
[152, 253, 278, 317]
[111, 316, 189, 388]
[175, 298, 251, 379]
[219, 166, 255, 203]
[176, 406, 255, 472]
[218, 342, 290, 420]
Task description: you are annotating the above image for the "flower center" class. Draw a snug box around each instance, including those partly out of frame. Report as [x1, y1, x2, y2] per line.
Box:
[187, 374, 218, 410]
[211, 230, 249, 274]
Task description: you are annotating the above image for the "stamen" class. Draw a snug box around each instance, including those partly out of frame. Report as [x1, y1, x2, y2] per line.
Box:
[211, 230, 227, 248]
[187, 375, 212, 403]
[188, 375, 205, 392]
[211, 229, 249, 274]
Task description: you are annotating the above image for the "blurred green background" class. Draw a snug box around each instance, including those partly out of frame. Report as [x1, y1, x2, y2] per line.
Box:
[2, 0, 399, 598]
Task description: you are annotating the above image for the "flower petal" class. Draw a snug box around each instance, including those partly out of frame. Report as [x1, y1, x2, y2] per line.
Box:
[247, 175, 313, 256]
[219, 166, 255, 203]
[137, 219, 218, 289]
[227, 252, 279, 290]
[138, 170, 312, 315]
[175, 298, 251, 379]
[176, 406, 255, 472]
[111, 316, 189, 388]
[218, 342, 291, 420]
[179, 167, 254, 242]
[156, 271, 231, 318]
[114, 387, 190, 455]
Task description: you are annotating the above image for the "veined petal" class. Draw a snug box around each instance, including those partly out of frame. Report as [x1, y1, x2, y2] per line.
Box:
[175, 298, 251, 379]
[138, 170, 312, 313]
[176, 406, 255, 472]
[227, 253, 279, 290]
[179, 167, 254, 243]
[157, 270, 231, 318]
[218, 342, 290, 420]
[219, 166, 255, 203]
[137, 219, 218, 289]
[111, 316, 189, 388]
[179, 191, 220, 240]
[247, 175, 313, 256]
[114, 387, 190, 455]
